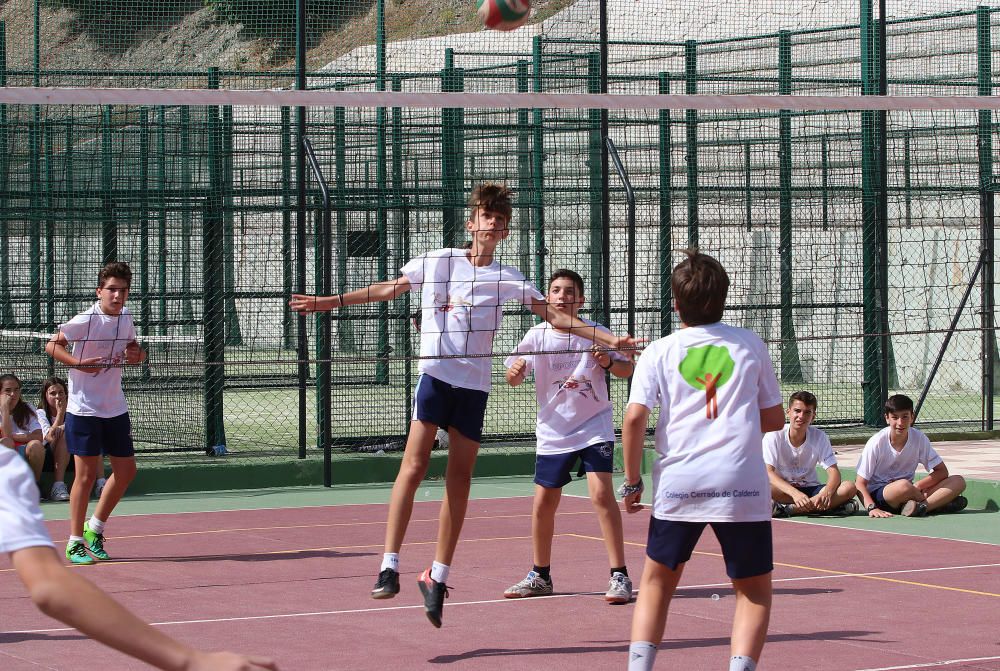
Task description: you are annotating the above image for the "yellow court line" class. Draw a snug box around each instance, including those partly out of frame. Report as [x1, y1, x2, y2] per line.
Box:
[568, 533, 1000, 599]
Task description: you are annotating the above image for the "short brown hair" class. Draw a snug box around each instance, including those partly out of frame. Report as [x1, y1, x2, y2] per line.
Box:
[789, 390, 818, 411]
[98, 261, 132, 289]
[884, 394, 914, 415]
[468, 182, 513, 221]
[549, 268, 584, 295]
[670, 248, 729, 326]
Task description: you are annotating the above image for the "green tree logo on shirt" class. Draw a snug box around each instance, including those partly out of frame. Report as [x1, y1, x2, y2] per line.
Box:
[679, 345, 735, 419]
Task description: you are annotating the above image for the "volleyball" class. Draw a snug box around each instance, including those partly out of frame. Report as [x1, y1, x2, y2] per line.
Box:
[477, 0, 531, 32]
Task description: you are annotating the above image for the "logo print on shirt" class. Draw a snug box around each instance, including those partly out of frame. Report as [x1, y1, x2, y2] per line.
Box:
[554, 375, 598, 401]
[679, 345, 735, 419]
[434, 293, 473, 313]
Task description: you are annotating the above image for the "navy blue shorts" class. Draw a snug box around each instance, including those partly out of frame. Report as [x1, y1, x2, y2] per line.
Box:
[413, 374, 489, 443]
[794, 484, 824, 497]
[869, 483, 902, 513]
[65, 413, 135, 458]
[645, 517, 773, 579]
[534, 441, 615, 489]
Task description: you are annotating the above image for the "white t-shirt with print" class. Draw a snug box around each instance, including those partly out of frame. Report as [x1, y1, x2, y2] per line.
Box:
[0, 447, 54, 553]
[627, 322, 783, 523]
[855, 426, 942, 490]
[401, 249, 543, 392]
[762, 426, 837, 488]
[505, 320, 627, 455]
[59, 303, 136, 418]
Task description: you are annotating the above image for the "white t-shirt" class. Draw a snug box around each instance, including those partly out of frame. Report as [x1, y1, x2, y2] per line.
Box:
[8, 403, 42, 438]
[60, 303, 136, 418]
[0, 447, 54, 553]
[628, 323, 783, 523]
[505, 320, 628, 455]
[401, 249, 543, 392]
[855, 426, 942, 490]
[762, 426, 837, 488]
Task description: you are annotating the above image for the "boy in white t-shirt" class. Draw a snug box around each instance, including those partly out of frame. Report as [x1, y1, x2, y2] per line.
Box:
[45, 262, 146, 565]
[855, 394, 967, 518]
[0, 449, 278, 671]
[501, 269, 635, 604]
[620, 249, 785, 671]
[764, 390, 859, 517]
[290, 183, 640, 628]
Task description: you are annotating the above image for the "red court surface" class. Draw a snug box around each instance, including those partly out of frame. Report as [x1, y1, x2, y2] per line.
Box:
[2, 495, 998, 670]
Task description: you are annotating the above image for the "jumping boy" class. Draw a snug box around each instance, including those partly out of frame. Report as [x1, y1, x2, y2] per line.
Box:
[855, 394, 968, 518]
[45, 261, 145, 565]
[289, 183, 639, 628]
[502, 269, 634, 604]
[620, 249, 785, 671]
[765, 390, 859, 517]
[1, 445, 278, 670]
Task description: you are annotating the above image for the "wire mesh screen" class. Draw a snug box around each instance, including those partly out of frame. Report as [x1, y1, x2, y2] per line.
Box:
[1, 1, 998, 465]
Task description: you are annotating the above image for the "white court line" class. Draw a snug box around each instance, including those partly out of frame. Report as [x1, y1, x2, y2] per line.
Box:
[5, 563, 997, 636]
[852, 656, 1000, 671]
[778, 517, 1000, 547]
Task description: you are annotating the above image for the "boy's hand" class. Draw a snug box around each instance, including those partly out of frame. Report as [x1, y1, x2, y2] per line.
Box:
[505, 358, 528, 386]
[289, 294, 324, 314]
[75, 357, 105, 374]
[590, 345, 612, 369]
[186, 651, 279, 671]
[813, 489, 833, 510]
[869, 507, 892, 518]
[792, 490, 812, 511]
[623, 490, 643, 514]
[608, 335, 645, 360]
[124, 342, 144, 364]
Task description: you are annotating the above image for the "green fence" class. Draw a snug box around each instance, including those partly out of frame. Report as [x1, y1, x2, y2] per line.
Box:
[1, 1, 998, 463]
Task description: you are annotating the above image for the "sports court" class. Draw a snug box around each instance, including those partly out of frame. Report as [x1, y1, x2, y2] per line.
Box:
[3, 439, 998, 670]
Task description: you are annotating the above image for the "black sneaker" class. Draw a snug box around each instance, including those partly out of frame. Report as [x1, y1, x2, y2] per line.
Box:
[771, 501, 792, 518]
[940, 495, 968, 514]
[371, 568, 400, 599]
[901, 500, 928, 517]
[417, 568, 449, 628]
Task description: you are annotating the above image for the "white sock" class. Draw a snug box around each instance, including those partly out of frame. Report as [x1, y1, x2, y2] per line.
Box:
[730, 655, 757, 671]
[67, 536, 84, 545]
[628, 642, 658, 671]
[88, 516, 106, 534]
[381, 553, 399, 572]
[430, 561, 449, 584]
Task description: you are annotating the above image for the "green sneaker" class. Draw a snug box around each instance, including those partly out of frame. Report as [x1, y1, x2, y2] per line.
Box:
[66, 541, 95, 565]
[83, 523, 111, 561]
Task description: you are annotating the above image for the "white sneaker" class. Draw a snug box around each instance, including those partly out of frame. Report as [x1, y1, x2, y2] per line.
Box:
[50, 481, 70, 501]
[94, 477, 107, 499]
[605, 571, 633, 604]
[503, 571, 553, 598]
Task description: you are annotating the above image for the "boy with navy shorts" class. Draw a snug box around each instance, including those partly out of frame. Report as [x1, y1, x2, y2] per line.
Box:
[501, 269, 635, 604]
[45, 262, 146, 565]
[0, 448, 278, 670]
[620, 249, 785, 671]
[290, 183, 640, 628]
[764, 390, 859, 517]
[856, 394, 968, 518]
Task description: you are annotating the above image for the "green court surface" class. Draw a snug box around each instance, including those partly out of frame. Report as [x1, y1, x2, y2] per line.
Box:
[37, 474, 1000, 546]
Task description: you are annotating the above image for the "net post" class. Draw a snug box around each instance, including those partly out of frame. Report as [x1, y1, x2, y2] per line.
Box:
[156, 106, 167, 345]
[441, 49, 465, 250]
[295, 0, 308, 463]
[516, 59, 534, 335]
[977, 5, 997, 428]
[138, 107, 151, 380]
[587, 51, 606, 328]
[219, 74, 242, 347]
[375, 28, 390, 386]
[778, 30, 803, 384]
[281, 106, 293, 350]
[0, 19, 10, 328]
[658, 71, 672, 337]
[100, 106, 116, 263]
[180, 105, 195, 335]
[531, 36, 547, 289]
[29, 99, 42, 347]
[684, 40, 698, 248]
[334, 83, 352, 352]
[599, 0, 611, 336]
[43, 116, 55, 376]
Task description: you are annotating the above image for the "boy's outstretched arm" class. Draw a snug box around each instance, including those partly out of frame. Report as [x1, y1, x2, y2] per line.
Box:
[289, 276, 411, 314]
[621, 402, 650, 514]
[45, 332, 104, 374]
[527, 298, 643, 354]
[12, 546, 278, 671]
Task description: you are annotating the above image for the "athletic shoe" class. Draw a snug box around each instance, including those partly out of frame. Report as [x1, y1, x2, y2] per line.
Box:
[83, 522, 111, 560]
[771, 501, 792, 518]
[901, 500, 928, 517]
[503, 571, 553, 598]
[939, 495, 968, 514]
[66, 541, 95, 565]
[371, 568, 400, 599]
[417, 568, 449, 628]
[605, 572, 633, 604]
[49, 481, 70, 502]
[837, 499, 860, 516]
[94, 477, 107, 499]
